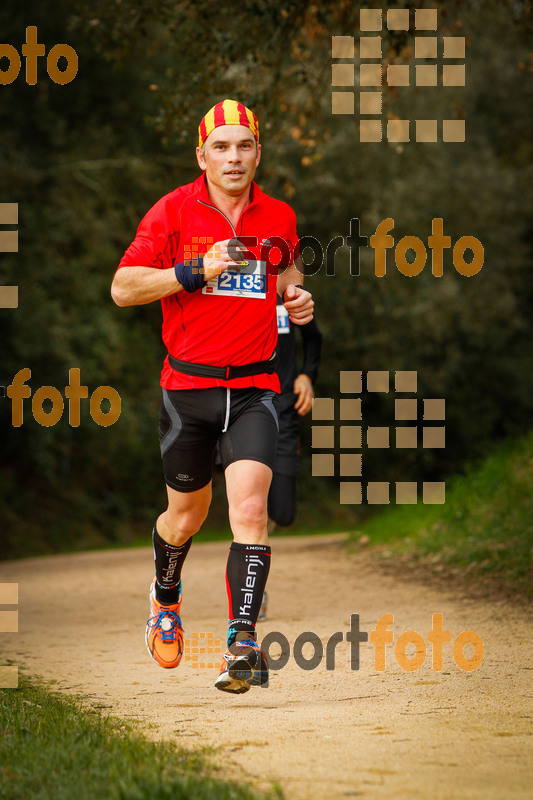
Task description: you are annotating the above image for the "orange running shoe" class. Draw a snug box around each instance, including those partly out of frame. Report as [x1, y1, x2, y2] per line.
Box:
[145, 579, 183, 669]
[215, 638, 268, 694]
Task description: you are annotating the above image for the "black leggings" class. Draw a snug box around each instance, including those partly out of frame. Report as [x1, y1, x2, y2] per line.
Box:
[267, 472, 297, 527]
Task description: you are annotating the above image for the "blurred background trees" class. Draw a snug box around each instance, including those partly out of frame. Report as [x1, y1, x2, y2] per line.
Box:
[1, 0, 532, 555]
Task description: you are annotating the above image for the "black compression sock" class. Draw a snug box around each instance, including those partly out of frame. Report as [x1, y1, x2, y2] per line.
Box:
[225, 542, 271, 641]
[152, 526, 192, 605]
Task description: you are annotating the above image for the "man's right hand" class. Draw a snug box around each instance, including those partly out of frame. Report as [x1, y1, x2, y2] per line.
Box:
[202, 239, 246, 282]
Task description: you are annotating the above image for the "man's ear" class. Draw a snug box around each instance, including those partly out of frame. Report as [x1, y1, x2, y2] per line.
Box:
[196, 147, 207, 171]
[255, 143, 262, 168]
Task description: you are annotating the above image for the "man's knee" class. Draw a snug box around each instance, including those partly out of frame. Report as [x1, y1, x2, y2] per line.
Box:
[177, 506, 208, 533]
[231, 494, 267, 529]
[160, 500, 209, 544]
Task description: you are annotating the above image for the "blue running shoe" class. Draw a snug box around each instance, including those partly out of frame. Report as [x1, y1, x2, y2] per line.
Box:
[215, 638, 268, 694]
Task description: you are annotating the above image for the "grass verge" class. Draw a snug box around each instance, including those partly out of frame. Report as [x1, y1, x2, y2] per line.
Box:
[351, 431, 533, 597]
[0, 676, 282, 800]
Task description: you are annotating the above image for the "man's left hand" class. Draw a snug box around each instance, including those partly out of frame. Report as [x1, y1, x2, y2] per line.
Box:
[283, 284, 314, 325]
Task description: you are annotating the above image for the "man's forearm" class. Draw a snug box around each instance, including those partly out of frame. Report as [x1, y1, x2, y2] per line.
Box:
[276, 261, 304, 297]
[111, 266, 182, 307]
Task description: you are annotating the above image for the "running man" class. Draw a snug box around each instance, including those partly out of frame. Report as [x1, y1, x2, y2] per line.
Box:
[111, 99, 313, 694]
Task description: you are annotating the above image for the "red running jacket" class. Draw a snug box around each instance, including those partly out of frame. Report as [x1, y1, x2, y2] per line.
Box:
[118, 174, 298, 391]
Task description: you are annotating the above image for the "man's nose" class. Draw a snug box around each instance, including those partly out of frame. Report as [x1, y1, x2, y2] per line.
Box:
[227, 146, 241, 162]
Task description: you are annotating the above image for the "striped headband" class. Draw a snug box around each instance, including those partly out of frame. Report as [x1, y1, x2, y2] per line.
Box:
[198, 99, 259, 148]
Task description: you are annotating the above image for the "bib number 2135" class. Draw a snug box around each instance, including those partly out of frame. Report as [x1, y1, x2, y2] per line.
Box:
[202, 260, 266, 299]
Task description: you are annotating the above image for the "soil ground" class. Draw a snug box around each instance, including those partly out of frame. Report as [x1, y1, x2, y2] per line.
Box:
[1, 533, 531, 799]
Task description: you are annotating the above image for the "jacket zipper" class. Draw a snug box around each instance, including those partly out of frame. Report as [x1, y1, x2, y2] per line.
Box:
[198, 199, 238, 238]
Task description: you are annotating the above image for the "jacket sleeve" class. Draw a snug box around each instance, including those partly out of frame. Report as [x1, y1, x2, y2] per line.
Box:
[117, 192, 182, 270]
[298, 317, 323, 383]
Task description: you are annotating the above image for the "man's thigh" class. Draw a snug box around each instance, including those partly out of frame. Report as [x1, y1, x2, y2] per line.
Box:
[159, 387, 225, 492]
[218, 388, 280, 472]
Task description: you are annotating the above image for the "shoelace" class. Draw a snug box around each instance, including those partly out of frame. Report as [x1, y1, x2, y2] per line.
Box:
[227, 626, 238, 648]
[234, 639, 258, 649]
[147, 610, 182, 643]
[224, 639, 259, 661]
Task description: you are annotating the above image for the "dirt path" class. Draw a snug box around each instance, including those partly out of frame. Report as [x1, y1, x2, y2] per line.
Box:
[1, 534, 531, 799]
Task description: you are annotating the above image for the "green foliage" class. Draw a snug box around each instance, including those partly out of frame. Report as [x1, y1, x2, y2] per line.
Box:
[0, 677, 281, 800]
[1, 0, 532, 555]
[353, 431, 533, 596]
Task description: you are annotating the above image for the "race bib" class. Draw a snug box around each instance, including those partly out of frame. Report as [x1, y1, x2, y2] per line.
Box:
[202, 260, 266, 299]
[277, 304, 290, 334]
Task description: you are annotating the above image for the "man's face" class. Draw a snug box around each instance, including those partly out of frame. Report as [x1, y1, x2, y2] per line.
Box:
[196, 125, 261, 195]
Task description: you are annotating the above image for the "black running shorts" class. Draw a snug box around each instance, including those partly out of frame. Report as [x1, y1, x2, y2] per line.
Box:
[159, 387, 280, 492]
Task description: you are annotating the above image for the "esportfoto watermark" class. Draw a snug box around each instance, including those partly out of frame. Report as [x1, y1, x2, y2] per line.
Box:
[188, 218, 484, 279]
[0, 583, 19, 689]
[0, 27, 78, 85]
[0, 203, 18, 308]
[185, 614, 484, 675]
[312, 369, 446, 506]
[332, 8, 467, 143]
[4, 368, 121, 427]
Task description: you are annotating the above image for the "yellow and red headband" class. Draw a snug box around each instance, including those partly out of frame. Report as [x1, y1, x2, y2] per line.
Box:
[198, 99, 259, 149]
